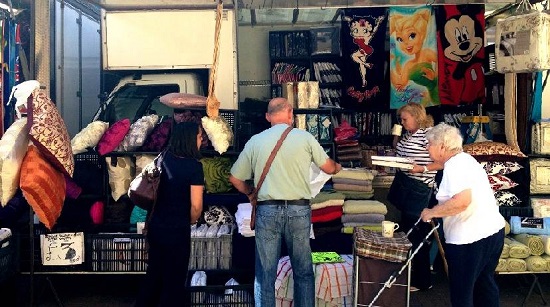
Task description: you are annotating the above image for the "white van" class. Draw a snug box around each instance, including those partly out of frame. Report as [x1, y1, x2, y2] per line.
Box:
[93, 72, 205, 124]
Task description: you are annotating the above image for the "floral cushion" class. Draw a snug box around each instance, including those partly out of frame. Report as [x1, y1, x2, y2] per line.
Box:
[141, 118, 172, 152]
[20, 146, 66, 230]
[204, 205, 234, 225]
[71, 121, 109, 154]
[494, 190, 521, 207]
[159, 92, 207, 108]
[488, 174, 518, 191]
[463, 141, 527, 162]
[116, 114, 159, 152]
[0, 118, 29, 206]
[480, 161, 523, 176]
[106, 156, 134, 201]
[96, 119, 131, 156]
[28, 89, 74, 176]
[200, 157, 233, 194]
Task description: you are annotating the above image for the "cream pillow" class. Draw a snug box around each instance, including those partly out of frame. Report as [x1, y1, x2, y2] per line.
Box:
[71, 121, 109, 154]
[135, 154, 155, 175]
[117, 114, 159, 152]
[106, 156, 135, 201]
[0, 118, 30, 206]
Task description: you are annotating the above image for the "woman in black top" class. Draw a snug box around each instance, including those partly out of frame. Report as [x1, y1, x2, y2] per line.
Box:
[136, 121, 204, 307]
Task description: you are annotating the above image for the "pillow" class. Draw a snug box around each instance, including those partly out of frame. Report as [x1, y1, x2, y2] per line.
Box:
[494, 190, 521, 207]
[159, 92, 207, 108]
[96, 118, 131, 156]
[480, 161, 523, 175]
[20, 146, 66, 230]
[28, 89, 74, 176]
[106, 156, 135, 201]
[141, 118, 172, 152]
[116, 114, 159, 152]
[204, 205, 234, 225]
[0, 118, 29, 206]
[200, 157, 233, 193]
[71, 121, 109, 154]
[463, 141, 527, 162]
[488, 174, 518, 191]
[89, 201, 105, 225]
[65, 175, 82, 199]
[135, 154, 156, 175]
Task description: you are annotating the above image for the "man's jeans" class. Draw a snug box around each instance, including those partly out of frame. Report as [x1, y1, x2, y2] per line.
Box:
[254, 203, 314, 307]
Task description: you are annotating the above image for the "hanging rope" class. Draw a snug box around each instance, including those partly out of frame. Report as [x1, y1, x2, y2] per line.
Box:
[206, 0, 223, 118]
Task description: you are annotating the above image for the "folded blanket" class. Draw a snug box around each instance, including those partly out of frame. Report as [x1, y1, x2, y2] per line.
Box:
[540, 235, 550, 256]
[340, 190, 374, 200]
[337, 153, 363, 162]
[342, 225, 383, 234]
[525, 255, 548, 272]
[332, 168, 375, 181]
[496, 258, 508, 272]
[505, 237, 531, 259]
[343, 222, 381, 228]
[341, 213, 384, 224]
[332, 178, 372, 186]
[311, 199, 345, 211]
[311, 191, 347, 204]
[333, 183, 373, 192]
[312, 206, 343, 223]
[336, 145, 361, 154]
[506, 258, 527, 272]
[510, 216, 550, 235]
[343, 200, 387, 215]
[501, 242, 510, 259]
[513, 234, 545, 256]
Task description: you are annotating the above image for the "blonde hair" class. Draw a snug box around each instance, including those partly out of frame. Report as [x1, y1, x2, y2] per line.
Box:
[397, 102, 434, 129]
[390, 10, 430, 39]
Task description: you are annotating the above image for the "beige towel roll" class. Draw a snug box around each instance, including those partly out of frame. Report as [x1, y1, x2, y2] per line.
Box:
[513, 234, 544, 256]
[505, 237, 531, 259]
[540, 235, 550, 256]
[505, 220, 511, 236]
[506, 258, 527, 272]
[525, 255, 548, 272]
[542, 255, 550, 271]
[496, 258, 508, 272]
[501, 242, 510, 259]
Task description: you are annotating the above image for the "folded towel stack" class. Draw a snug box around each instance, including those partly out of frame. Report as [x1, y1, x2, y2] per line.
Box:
[332, 168, 376, 196]
[336, 140, 362, 167]
[235, 203, 255, 237]
[340, 200, 387, 234]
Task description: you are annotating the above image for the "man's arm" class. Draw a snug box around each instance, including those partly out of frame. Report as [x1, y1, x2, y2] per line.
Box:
[319, 158, 342, 175]
[229, 175, 255, 197]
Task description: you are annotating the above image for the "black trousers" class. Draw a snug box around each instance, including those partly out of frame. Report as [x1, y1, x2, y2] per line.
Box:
[135, 227, 190, 307]
[399, 213, 433, 290]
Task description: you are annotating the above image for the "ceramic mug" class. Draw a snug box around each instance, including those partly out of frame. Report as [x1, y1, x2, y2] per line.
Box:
[382, 221, 400, 238]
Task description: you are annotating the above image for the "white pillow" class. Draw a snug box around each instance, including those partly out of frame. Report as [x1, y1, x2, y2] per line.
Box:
[71, 121, 109, 154]
[117, 114, 159, 152]
[0, 118, 29, 206]
[106, 156, 135, 201]
[135, 154, 155, 175]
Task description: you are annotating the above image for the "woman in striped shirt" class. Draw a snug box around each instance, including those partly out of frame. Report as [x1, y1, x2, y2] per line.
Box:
[390, 102, 441, 292]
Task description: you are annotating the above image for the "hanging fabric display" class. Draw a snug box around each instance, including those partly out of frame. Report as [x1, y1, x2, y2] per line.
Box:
[389, 6, 439, 109]
[340, 8, 389, 111]
[436, 4, 485, 105]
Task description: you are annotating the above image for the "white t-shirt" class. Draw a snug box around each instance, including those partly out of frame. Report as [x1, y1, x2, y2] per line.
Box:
[436, 152, 505, 244]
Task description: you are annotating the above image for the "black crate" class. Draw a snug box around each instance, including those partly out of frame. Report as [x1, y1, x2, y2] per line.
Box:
[189, 284, 254, 306]
[0, 236, 16, 282]
[88, 233, 147, 272]
[499, 206, 533, 221]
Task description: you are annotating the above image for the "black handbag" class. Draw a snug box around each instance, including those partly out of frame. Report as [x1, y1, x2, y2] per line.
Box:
[128, 152, 164, 211]
[387, 170, 433, 217]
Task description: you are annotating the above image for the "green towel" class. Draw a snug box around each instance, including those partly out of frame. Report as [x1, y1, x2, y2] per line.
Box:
[340, 190, 375, 200]
[311, 252, 344, 264]
[343, 200, 387, 215]
[311, 191, 346, 204]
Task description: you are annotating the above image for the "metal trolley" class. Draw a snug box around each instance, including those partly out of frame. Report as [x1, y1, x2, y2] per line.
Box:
[353, 218, 441, 307]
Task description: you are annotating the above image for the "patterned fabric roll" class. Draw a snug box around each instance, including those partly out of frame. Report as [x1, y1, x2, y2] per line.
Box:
[505, 237, 530, 259]
[513, 234, 545, 256]
[506, 258, 527, 272]
[496, 258, 508, 272]
[525, 255, 548, 272]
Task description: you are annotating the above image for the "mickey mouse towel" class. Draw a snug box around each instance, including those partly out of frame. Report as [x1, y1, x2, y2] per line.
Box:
[390, 6, 439, 109]
[436, 5, 486, 105]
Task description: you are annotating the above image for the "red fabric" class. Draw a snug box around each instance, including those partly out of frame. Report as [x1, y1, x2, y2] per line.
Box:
[436, 5, 485, 105]
[96, 118, 131, 156]
[312, 206, 343, 223]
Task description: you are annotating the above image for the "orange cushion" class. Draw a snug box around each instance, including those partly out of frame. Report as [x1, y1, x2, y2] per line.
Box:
[28, 89, 74, 177]
[20, 146, 66, 230]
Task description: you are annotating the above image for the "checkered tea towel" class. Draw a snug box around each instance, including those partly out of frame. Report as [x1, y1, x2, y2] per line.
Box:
[353, 228, 412, 263]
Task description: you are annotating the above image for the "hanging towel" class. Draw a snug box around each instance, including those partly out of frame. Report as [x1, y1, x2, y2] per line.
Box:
[435, 5, 485, 105]
[390, 6, 439, 109]
[340, 8, 389, 111]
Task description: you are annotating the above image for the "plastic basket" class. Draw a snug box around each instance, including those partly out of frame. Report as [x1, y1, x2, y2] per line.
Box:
[189, 284, 254, 306]
[88, 233, 147, 272]
[189, 232, 233, 270]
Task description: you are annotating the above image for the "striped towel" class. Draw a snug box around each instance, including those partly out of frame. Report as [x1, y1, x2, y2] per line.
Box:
[315, 254, 353, 301]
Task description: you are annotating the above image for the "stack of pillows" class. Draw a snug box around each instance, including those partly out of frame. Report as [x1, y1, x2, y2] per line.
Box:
[0, 88, 74, 230]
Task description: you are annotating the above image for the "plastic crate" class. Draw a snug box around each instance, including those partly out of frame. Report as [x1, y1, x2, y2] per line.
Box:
[0, 236, 16, 282]
[189, 232, 233, 270]
[189, 284, 254, 306]
[499, 206, 533, 221]
[88, 233, 147, 272]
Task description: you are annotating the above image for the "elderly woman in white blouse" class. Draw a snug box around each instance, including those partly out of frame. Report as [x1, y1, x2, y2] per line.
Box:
[420, 123, 505, 307]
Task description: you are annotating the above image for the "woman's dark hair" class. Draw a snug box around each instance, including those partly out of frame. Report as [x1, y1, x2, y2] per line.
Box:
[167, 121, 202, 159]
